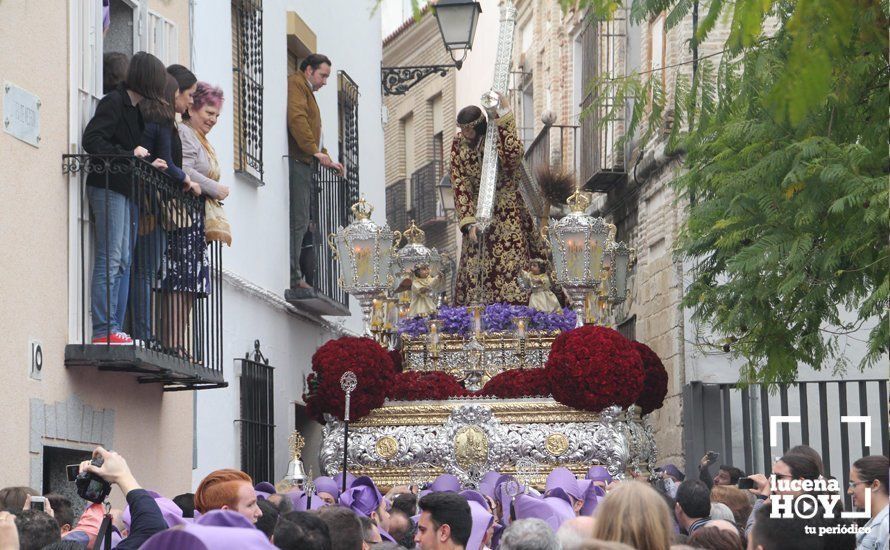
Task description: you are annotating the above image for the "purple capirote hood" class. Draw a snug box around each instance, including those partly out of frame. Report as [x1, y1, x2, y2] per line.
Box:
[138, 523, 275, 549]
[467, 500, 494, 550]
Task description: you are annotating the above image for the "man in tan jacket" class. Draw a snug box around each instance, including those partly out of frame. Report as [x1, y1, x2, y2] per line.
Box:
[287, 53, 344, 289]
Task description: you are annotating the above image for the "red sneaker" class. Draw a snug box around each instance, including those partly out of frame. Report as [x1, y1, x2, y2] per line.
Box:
[92, 331, 134, 345]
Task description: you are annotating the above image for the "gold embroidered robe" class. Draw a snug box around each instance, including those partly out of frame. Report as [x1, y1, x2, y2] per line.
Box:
[451, 113, 548, 305]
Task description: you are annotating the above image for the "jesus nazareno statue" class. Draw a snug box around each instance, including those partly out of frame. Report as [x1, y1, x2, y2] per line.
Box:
[449, 94, 550, 306]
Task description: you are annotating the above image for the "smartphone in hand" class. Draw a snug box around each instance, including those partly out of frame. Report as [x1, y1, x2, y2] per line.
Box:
[66, 464, 81, 482]
[29, 496, 46, 512]
[738, 477, 755, 490]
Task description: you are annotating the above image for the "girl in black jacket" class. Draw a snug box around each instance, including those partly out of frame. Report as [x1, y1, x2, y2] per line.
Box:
[82, 51, 167, 345]
[131, 66, 201, 345]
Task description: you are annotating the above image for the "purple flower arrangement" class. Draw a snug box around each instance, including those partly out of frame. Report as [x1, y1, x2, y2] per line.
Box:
[397, 303, 576, 337]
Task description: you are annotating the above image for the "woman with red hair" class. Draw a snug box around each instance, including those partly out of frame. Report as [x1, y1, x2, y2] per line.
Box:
[162, 81, 229, 357]
[195, 469, 262, 524]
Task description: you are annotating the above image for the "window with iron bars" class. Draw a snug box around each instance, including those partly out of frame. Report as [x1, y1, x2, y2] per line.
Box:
[579, 11, 627, 190]
[617, 315, 636, 342]
[338, 72, 360, 209]
[386, 179, 409, 232]
[432, 131, 445, 217]
[411, 162, 439, 227]
[231, 0, 264, 185]
[237, 344, 275, 485]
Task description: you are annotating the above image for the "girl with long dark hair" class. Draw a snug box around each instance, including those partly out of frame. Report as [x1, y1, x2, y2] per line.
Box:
[82, 51, 167, 345]
[132, 68, 201, 345]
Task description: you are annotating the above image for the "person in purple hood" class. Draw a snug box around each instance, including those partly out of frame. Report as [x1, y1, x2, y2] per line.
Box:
[313, 476, 340, 506]
[544, 467, 585, 515]
[339, 476, 395, 542]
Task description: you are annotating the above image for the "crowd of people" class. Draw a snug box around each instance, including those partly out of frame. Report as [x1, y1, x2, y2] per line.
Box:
[82, 47, 345, 353]
[0, 445, 885, 549]
[82, 49, 229, 353]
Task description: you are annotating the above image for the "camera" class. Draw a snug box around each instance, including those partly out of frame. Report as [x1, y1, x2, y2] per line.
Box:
[706, 451, 719, 462]
[737, 477, 755, 490]
[74, 456, 112, 504]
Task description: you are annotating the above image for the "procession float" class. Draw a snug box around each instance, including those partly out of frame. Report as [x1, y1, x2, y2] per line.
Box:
[301, 1, 667, 492]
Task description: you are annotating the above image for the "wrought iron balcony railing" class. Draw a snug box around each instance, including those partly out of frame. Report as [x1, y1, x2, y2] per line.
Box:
[285, 158, 353, 316]
[579, 12, 628, 192]
[410, 161, 445, 228]
[524, 124, 579, 180]
[62, 154, 226, 391]
[385, 178, 411, 233]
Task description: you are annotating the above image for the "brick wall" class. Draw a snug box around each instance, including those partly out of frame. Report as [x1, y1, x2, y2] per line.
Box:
[514, 1, 735, 468]
[383, 11, 459, 288]
[614, 7, 734, 468]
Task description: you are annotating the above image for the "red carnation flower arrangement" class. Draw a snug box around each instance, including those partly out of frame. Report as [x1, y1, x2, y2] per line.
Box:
[545, 326, 644, 412]
[389, 349, 404, 373]
[303, 336, 395, 422]
[632, 341, 669, 414]
[304, 330, 661, 421]
[388, 371, 470, 401]
[479, 368, 551, 398]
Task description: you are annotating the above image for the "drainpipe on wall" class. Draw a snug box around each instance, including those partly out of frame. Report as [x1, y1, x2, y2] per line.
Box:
[674, 185, 688, 468]
[189, 0, 197, 70]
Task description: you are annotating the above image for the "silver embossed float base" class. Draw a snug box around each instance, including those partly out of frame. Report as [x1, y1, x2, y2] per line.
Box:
[319, 398, 656, 489]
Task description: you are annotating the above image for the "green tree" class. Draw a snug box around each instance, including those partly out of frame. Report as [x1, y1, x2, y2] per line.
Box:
[573, 0, 888, 383]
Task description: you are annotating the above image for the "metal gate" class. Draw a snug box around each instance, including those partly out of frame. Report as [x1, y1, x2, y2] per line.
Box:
[237, 341, 275, 483]
[683, 379, 888, 508]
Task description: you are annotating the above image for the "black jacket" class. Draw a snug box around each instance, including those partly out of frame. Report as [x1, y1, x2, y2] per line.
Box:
[82, 85, 145, 197]
[116, 489, 168, 549]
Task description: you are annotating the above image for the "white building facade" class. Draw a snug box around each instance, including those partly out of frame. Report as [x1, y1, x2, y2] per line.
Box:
[189, 0, 385, 485]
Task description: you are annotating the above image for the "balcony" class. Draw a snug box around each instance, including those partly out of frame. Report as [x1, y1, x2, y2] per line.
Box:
[284, 159, 353, 316]
[524, 124, 579, 180]
[63, 155, 226, 391]
[578, 12, 628, 193]
[385, 178, 411, 232]
[410, 161, 445, 228]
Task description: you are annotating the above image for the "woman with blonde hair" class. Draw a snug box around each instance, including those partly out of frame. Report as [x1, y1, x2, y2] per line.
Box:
[591, 481, 673, 550]
[709, 484, 752, 525]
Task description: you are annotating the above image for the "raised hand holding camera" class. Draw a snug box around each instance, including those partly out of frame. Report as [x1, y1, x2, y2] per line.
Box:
[76, 455, 112, 504]
[78, 446, 141, 502]
[23, 495, 53, 517]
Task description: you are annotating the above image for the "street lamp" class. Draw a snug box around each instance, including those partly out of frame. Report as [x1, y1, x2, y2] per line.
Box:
[433, 0, 483, 67]
[437, 174, 455, 219]
[381, 0, 483, 96]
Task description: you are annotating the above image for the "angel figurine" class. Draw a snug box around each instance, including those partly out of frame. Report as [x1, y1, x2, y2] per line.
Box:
[405, 263, 442, 317]
[521, 258, 560, 313]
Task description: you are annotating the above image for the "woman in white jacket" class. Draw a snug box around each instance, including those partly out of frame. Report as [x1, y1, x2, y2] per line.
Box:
[849, 455, 889, 550]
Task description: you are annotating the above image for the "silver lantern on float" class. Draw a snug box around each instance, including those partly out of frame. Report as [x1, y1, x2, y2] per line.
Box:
[329, 198, 401, 335]
[392, 220, 443, 282]
[607, 240, 635, 305]
[546, 191, 611, 327]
